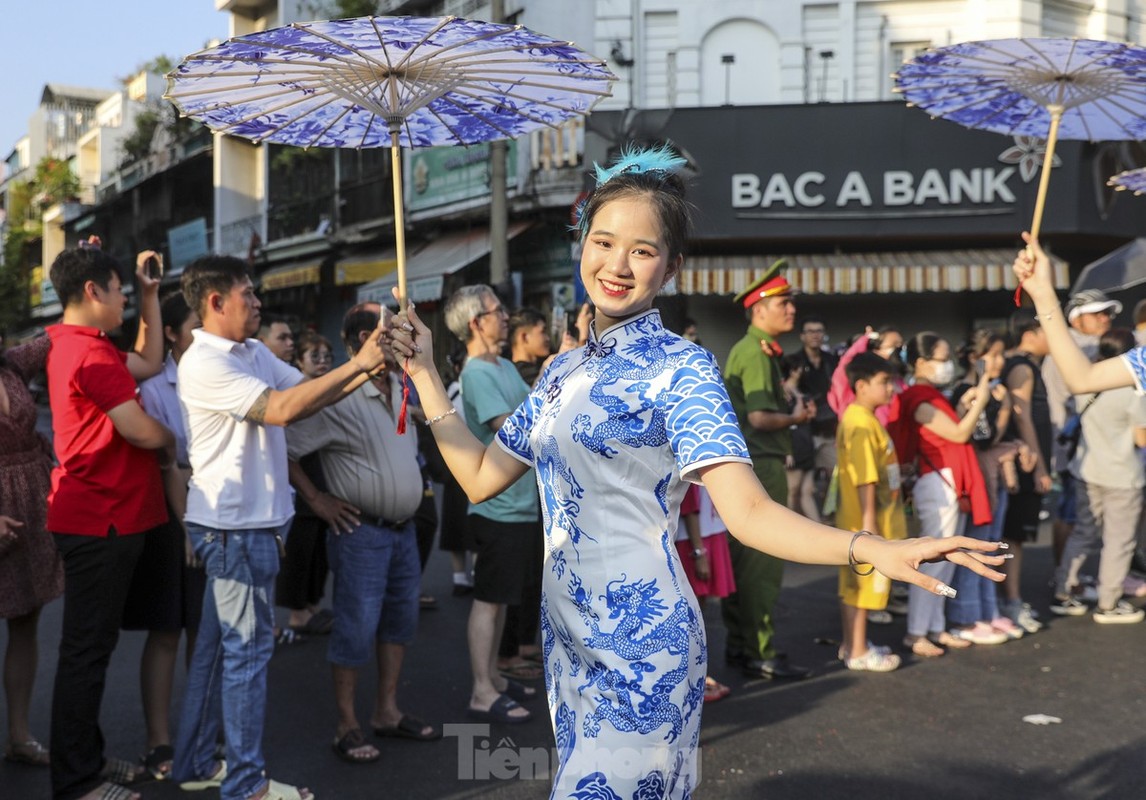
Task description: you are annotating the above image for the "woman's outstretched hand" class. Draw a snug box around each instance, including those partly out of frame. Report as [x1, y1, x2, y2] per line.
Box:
[860, 535, 1008, 598]
[386, 288, 435, 379]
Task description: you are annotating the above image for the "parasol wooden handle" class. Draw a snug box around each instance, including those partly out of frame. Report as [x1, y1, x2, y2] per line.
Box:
[1029, 104, 1063, 242]
[389, 122, 408, 310]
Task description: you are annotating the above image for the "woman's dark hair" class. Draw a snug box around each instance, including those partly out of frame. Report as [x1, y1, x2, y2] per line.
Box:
[181, 255, 251, 320]
[905, 331, 946, 371]
[296, 331, 332, 364]
[578, 154, 692, 263]
[875, 325, 901, 351]
[1098, 328, 1136, 360]
[957, 329, 1004, 369]
[49, 248, 123, 308]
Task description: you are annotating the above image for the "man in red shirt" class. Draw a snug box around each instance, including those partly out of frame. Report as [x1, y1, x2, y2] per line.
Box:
[45, 246, 173, 800]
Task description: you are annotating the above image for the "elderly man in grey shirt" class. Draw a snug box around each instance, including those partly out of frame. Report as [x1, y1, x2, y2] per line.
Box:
[286, 302, 440, 765]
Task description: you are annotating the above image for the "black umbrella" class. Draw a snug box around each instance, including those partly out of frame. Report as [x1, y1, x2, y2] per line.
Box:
[1071, 238, 1146, 295]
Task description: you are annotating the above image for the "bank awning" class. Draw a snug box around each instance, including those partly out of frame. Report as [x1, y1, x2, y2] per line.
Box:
[357, 221, 532, 305]
[675, 249, 1069, 296]
[259, 260, 321, 291]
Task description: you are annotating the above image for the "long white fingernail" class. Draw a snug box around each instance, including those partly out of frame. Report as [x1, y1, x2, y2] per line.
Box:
[936, 584, 957, 598]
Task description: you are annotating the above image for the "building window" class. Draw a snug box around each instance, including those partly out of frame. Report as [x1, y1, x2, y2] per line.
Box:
[890, 41, 931, 69]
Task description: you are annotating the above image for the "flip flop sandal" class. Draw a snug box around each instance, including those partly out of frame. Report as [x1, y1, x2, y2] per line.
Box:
[904, 636, 945, 658]
[141, 744, 174, 780]
[84, 782, 140, 800]
[4, 738, 50, 767]
[331, 729, 379, 764]
[703, 680, 732, 702]
[929, 632, 972, 649]
[290, 613, 333, 636]
[178, 760, 227, 791]
[501, 678, 538, 704]
[372, 715, 441, 741]
[466, 694, 532, 724]
[100, 757, 147, 786]
[263, 778, 315, 799]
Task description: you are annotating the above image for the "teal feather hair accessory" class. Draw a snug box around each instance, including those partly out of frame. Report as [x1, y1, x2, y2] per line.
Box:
[573, 144, 687, 237]
[592, 143, 687, 187]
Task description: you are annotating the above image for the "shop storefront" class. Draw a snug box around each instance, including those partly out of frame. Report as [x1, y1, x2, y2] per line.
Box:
[586, 101, 1146, 356]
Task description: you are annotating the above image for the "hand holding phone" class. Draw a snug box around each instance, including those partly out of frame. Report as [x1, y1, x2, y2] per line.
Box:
[145, 255, 162, 280]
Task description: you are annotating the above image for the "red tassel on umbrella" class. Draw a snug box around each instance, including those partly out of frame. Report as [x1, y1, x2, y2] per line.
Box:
[396, 362, 411, 434]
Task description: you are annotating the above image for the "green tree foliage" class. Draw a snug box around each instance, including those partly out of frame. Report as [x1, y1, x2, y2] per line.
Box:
[121, 110, 161, 165]
[297, 0, 384, 19]
[0, 156, 80, 332]
[0, 228, 32, 333]
[33, 158, 81, 207]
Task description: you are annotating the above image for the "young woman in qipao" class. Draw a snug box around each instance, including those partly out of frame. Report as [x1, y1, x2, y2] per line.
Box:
[387, 146, 1006, 800]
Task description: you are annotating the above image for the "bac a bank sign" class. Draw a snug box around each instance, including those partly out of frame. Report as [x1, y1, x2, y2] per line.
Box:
[660, 102, 1082, 240]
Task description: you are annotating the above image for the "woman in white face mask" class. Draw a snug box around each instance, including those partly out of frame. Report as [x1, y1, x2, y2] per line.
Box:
[887, 333, 995, 657]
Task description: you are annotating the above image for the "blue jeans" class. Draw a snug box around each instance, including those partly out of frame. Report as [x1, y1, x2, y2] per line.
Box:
[948, 489, 1009, 626]
[173, 524, 283, 800]
[327, 520, 420, 666]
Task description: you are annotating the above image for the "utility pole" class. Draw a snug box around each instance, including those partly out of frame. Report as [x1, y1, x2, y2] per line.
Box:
[488, 0, 508, 289]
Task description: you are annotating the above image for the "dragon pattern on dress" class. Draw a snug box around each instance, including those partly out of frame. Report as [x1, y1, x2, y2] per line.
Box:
[497, 310, 750, 800]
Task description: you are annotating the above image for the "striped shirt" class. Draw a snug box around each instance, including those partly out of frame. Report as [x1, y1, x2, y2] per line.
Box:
[285, 374, 422, 522]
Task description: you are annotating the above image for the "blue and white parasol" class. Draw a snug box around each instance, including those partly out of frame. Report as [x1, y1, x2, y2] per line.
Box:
[166, 15, 617, 304]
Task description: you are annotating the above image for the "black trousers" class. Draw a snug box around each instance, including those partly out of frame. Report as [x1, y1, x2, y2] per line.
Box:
[50, 529, 145, 800]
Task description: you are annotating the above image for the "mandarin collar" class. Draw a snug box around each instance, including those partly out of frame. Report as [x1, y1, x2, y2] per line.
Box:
[589, 309, 663, 345]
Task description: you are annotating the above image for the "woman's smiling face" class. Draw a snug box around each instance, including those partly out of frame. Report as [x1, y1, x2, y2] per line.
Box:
[580, 195, 681, 332]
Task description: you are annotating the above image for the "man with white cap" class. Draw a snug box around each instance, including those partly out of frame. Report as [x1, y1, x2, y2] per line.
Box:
[1042, 289, 1121, 586]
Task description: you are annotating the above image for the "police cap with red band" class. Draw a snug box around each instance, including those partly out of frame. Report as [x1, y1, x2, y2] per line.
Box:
[733, 258, 795, 308]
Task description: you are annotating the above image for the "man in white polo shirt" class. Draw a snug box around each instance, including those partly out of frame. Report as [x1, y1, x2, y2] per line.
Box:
[170, 256, 389, 800]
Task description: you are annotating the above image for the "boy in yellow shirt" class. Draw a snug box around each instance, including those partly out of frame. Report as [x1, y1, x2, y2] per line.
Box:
[836, 353, 908, 671]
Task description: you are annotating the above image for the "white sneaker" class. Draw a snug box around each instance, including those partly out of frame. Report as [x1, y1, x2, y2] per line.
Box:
[845, 648, 902, 672]
[1093, 601, 1145, 624]
[866, 610, 893, 625]
[950, 622, 1008, 645]
[1002, 600, 1043, 633]
[1049, 595, 1088, 616]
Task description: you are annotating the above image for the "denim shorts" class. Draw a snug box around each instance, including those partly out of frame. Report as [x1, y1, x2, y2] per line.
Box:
[1055, 472, 1078, 524]
[326, 519, 420, 666]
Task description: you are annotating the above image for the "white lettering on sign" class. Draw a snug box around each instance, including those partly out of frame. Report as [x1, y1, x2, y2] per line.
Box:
[883, 171, 914, 206]
[793, 172, 826, 206]
[836, 171, 872, 207]
[731, 174, 761, 207]
[984, 167, 1016, 202]
[761, 173, 796, 207]
[731, 167, 1018, 211]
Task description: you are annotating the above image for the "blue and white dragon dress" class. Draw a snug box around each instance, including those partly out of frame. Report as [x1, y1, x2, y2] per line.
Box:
[498, 309, 751, 800]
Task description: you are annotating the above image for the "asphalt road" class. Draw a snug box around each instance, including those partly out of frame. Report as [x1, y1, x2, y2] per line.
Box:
[3, 530, 1143, 800]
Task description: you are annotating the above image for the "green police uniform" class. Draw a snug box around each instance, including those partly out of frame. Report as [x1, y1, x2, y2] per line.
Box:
[721, 263, 793, 665]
